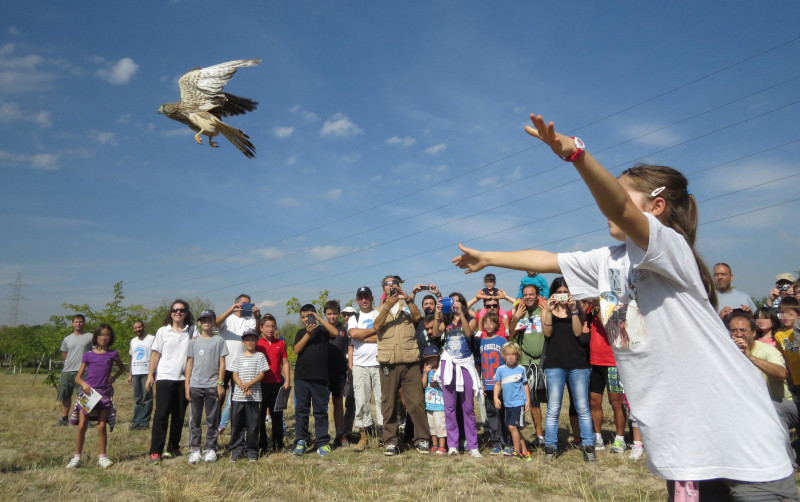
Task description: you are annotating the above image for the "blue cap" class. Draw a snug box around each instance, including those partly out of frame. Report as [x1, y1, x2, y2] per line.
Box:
[197, 309, 216, 321]
[422, 345, 440, 358]
[242, 328, 259, 339]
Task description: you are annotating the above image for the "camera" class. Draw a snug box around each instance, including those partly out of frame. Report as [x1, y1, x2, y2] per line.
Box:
[441, 297, 455, 314]
[389, 288, 397, 296]
[306, 315, 317, 326]
[554, 293, 569, 302]
[419, 285, 430, 291]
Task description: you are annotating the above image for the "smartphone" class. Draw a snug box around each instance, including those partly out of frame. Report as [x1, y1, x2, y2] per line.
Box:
[240, 302, 254, 317]
[389, 288, 397, 296]
[554, 293, 569, 302]
[306, 315, 317, 326]
[419, 285, 430, 291]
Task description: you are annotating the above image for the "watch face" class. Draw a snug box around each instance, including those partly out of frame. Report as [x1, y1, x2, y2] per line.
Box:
[574, 137, 585, 150]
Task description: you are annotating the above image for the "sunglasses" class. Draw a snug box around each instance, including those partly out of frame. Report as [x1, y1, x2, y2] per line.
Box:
[171, 308, 187, 313]
[383, 280, 398, 286]
[485, 304, 499, 309]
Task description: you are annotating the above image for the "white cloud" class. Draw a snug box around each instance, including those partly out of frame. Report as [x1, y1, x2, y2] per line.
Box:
[117, 113, 132, 124]
[256, 299, 283, 310]
[272, 126, 294, 138]
[478, 176, 498, 187]
[341, 152, 360, 163]
[286, 155, 297, 165]
[425, 143, 447, 155]
[320, 113, 362, 138]
[510, 166, 523, 179]
[0, 43, 13, 56]
[620, 124, 680, 148]
[276, 197, 299, 207]
[307, 244, 348, 260]
[89, 129, 116, 145]
[94, 57, 139, 85]
[252, 247, 284, 260]
[290, 104, 319, 122]
[0, 149, 59, 170]
[433, 164, 448, 173]
[326, 188, 342, 200]
[0, 102, 52, 128]
[385, 136, 416, 148]
[8, 27, 20, 36]
[0, 45, 56, 93]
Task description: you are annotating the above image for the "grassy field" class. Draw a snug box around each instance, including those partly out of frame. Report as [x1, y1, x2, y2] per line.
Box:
[0, 371, 675, 501]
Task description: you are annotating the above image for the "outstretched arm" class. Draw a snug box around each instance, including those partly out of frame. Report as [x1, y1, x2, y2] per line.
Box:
[453, 244, 561, 275]
[525, 114, 651, 250]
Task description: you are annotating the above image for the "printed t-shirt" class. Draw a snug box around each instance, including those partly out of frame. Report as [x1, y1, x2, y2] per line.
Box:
[424, 370, 444, 411]
[512, 307, 544, 366]
[187, 335, 228, 388]
[494, 364, 527, 407]
[775, 328, 800, 385]
[129, 334, 155, 376]
[479, 334, 506, 390]
[348, 310, 379, 367]
[256, 337, 288, 384]
[557, 212, 792, 482]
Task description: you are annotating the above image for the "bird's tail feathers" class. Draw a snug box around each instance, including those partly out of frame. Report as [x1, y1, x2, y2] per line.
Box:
[219, 123, 256, 159]
[220, 93, 258, 117]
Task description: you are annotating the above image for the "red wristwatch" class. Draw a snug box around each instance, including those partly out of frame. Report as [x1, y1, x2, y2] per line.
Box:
[560, 137, 585, 162]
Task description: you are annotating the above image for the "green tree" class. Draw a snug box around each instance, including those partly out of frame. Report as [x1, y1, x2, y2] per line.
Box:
[61, 281, 150, 362]
[146, 297, 215, 331]
[285, 289, 331, 315]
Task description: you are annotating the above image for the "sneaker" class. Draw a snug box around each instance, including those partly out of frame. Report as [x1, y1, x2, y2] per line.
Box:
[521, 452, 532, 462]
[163, 449, 181, 459]
[594, 437, 606, 450]
[502, 446, 514, 456]
[230, 453, 241, 462]
[629, 444, 645, 461]
[148, 453, 161, 465]
[435, 447, 446, 455]
[65, 456, 81, 468]
[610, 439, 626, 454]
[489, 446, 502, 455]
[55, 417, 69, 427]
[530, 437, 544, 449]
[187, 451, 202, 464]
[384, 444, 398, 456]
[218, 426, 225, 435]
[583, 445, 597, 463]
[203, 450, 218, 463]
[544, 445, 558, 461]
[339, 435, 350, 447]
[265, 415, 272, 424]
[570, 437, 583, 449]
[467, 448, 482, 458]
[318, 445, 332, 456]
[98, 457, 113, 469]
[248, 457, 257, 463]
[293, 440, 307, 456]
[447, 447, 459, 456]
[415, 441, 430, 454]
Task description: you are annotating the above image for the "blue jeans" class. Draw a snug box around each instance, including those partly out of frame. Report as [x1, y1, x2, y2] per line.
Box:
[219, 390, 232, 429]
[544, 367, 593, 447]
[131, 374, 153, 427]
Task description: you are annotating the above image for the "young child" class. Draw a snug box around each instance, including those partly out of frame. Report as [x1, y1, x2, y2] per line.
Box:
[454, 113, 794, 498]
[184, 310, 228, 464]
[479, 312, 514, 456]
[66, 324, 126, 468]
[477, 273, 501, 300]
[255, 313, 291, 454]
[775, 297, 800, 399]
[493, 342, 531, 461]
[229, 329, 268, 462]
[422, 345, 446, 454]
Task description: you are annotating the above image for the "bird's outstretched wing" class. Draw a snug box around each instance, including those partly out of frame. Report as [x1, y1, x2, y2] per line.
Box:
[178, 59, 261, 112]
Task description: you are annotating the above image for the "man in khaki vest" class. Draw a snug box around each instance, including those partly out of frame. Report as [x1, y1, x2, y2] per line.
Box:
[373, 275, 432, 456]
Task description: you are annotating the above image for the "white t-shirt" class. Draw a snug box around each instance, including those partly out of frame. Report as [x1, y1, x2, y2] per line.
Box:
[219, 314, 256, 369]
[348, 310, 379, 367]
[129, 334, 155, 376]
[152, 325, 192, 381]
[558, 213, 792, 482]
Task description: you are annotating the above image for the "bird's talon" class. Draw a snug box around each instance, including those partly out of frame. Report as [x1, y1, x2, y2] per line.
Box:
[194, 133, 203, 145]
[209, 140, 219, 148]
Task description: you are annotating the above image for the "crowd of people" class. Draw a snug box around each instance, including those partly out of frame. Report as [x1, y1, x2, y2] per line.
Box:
[52, 113, 799, 501]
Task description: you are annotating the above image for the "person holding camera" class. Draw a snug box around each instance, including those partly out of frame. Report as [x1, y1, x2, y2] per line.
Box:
[292, 304, 338, 456]
[372, 275, 431, 456]
[215, 294, 261, 435]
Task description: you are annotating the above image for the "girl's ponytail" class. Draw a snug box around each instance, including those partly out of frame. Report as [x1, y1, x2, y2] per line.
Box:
[621, 164, 717, 309]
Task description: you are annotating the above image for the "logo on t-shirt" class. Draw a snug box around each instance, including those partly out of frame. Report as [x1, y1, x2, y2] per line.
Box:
[242, 361, 249, 367]
[198, 349, 205, 356]
[134, 347, 146, 360]
[599, 291, 646, 351]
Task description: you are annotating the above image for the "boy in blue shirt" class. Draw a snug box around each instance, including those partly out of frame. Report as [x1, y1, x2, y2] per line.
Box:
[493, 342, 531, 460]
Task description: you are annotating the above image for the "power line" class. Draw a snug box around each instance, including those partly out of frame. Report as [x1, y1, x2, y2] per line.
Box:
[118, 36, 800, 289]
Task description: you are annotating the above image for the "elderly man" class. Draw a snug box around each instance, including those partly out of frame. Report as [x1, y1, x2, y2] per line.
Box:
[372, 275, 431, 456]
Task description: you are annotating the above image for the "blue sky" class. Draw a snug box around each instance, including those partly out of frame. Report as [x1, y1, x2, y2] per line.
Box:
[2, 1, 799, 327]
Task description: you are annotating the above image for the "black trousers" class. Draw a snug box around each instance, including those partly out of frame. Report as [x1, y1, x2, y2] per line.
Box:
[149, 380, 188, 455]
[258, 382, 285, 451]
[484, 390, 510, 448]
[294, 378, 330, 447]
[229, 401, 260, 459]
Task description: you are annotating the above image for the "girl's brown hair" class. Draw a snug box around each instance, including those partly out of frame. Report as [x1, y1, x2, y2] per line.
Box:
[480, 311, 499, 333]
[620, 164, 717, 309]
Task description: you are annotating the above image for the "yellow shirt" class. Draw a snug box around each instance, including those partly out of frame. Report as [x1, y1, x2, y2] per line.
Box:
[751, 341, 792, 401]
[774, 329, 800, 385]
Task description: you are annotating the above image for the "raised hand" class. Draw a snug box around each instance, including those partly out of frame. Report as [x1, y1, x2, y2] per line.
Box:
[524, 114, 576, 158]
[452, 243, 488, 274]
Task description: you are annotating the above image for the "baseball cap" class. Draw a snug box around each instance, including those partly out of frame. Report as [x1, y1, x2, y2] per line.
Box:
[776, 273, 796, 283]
[356, 286, 373, 298]
[342, 306, 357, 315]
[422, 345, 440, 358]
[241, 328, 259, 339]
[197, 309, 216, 321]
